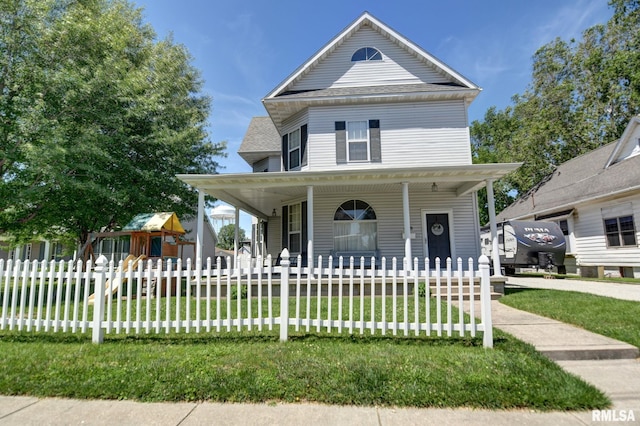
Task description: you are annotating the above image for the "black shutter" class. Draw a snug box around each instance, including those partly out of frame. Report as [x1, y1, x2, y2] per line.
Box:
[335, 121, 347, 164]
[369, 119, 381, 163]
[281, 134, 289, 171]
[281, 205, 288, 250]
[301, 201, 308, 260]
[263, 221, 268, 253]
[300, 124, 308, 167]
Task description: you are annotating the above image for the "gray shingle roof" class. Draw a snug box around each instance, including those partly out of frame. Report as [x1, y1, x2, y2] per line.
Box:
[238, 117, 281, 164]
[497, 142, 640, 221]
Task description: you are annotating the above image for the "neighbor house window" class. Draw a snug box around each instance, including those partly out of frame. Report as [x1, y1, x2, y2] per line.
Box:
[604, 215, 637, 247]
[288, 203, 302, 253]
[333, 200, 377, 251]
[351, 47, 382, 62]
[558, 219, 569, 236]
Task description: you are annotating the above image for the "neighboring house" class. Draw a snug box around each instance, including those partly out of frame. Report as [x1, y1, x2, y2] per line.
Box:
[496, 115, 640, 279]
[0, 213, 217, 265]
[0, 239, 71, 263]
[179, 12, 519, 268]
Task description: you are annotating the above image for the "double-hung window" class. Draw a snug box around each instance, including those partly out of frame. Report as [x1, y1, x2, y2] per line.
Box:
[281, 125, 307, 171]
[288, 203, 302, 253]
[335, 120, 381, 164]
[288, 129, 301, 169]
[347, 121, 369, 162]
[604, 215, 637, 247]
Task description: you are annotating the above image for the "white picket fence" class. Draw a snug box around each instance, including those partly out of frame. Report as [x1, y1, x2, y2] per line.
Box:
[0, 249, 493, 347]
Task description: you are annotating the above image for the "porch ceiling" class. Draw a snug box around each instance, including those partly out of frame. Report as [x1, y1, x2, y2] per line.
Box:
[177, 163, 521, 220]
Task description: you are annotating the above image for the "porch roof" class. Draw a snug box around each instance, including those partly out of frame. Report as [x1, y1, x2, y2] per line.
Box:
[178, 163, 521, 220]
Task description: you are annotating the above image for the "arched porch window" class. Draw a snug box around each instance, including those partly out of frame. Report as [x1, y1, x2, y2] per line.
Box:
[333, 200, 377, 251]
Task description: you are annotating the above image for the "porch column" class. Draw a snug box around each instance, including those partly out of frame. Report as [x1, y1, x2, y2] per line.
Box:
[43, 240, 51, 263]
[307, 185, 314, 269]
[234, 207, 240, 269]
[196, 189, 205, 262]
[486, 179, 502, 276]
[402, 182, 412, 269]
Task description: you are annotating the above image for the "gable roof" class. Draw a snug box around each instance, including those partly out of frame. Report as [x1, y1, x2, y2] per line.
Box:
[262, 11, 481, 130]
[497, 138, 640, 221]
[605, 115, 640, 167]
[238, 117, 281, 164]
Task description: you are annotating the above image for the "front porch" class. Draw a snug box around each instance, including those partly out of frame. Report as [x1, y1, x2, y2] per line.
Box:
[178, 163, 520, 277]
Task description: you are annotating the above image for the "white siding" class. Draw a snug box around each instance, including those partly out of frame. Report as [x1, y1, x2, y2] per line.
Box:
[291, 27, 450, 91]
[307, 101, 471, 170]
[573, 195, 640, 267]
[309, 189, 479, 265]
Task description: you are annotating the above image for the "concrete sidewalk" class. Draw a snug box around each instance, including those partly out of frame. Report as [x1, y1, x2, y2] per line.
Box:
[0, 395, 628, 426]
[0, 276, 638, 425]
[505, 275, 640, 302]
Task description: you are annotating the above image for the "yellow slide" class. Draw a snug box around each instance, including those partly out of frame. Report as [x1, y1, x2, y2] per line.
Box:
[88, 254, 147, 305]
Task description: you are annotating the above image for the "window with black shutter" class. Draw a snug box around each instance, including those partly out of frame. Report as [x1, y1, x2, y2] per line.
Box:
[335, 120, 381, 164]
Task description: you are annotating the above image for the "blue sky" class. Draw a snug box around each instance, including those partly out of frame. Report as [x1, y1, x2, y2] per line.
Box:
[131, 0, 613, 231]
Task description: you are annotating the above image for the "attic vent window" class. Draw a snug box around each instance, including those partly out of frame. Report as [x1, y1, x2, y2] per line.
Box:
[351, 47, 382, 62]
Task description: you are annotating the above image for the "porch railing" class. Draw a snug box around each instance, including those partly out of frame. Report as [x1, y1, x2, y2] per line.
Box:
[0, 250, 493, 347]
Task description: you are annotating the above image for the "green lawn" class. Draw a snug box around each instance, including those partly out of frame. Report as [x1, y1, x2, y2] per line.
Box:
[500, 288, 640, 349]
[0, 294, 610, 410]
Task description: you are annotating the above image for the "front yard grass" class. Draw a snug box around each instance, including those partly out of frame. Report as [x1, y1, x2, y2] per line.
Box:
[500, 288, 640, 349]
[0, 328, 609, 410]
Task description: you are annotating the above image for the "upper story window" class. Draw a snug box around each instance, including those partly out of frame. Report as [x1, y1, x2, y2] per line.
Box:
[347, 121, 369, 161]
[281, 124, 307, 171]
[351, 47, 382, 62]
[335, 120, 381, 164]
[288, 128, 301, 169]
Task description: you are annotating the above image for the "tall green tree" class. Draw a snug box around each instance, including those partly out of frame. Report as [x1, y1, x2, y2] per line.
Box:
[472, 0, 640, 223]
[0, 0, 225, 249]
[217, 224, 246, 251]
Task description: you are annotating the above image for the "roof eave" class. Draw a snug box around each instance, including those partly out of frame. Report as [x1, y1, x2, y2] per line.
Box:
[263, 88, 480, 131]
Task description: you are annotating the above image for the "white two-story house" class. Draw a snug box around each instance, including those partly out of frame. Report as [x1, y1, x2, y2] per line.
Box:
[179, 12, 519, 269]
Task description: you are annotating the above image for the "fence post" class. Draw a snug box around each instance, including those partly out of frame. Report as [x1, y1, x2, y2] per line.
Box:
[92, 257, 107, 344]
[279, 249, 290, 342]
[479, 255, 493, 348]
